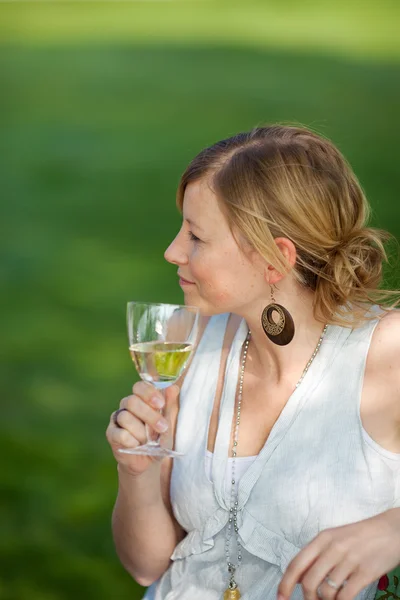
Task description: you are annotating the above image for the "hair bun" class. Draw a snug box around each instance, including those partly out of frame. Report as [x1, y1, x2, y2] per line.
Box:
[316, 227, 392, 321]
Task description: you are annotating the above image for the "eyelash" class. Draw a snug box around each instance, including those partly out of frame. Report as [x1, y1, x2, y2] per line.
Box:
[188, 231, 201, 242]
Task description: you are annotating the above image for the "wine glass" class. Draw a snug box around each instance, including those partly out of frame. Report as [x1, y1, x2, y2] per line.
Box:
[118, 301, 199, 458]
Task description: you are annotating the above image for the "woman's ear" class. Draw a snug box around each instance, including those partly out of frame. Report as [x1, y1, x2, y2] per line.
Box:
[265, 237, 297, 285]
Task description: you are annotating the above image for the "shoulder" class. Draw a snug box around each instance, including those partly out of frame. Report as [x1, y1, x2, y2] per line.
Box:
[359, 308, 400, 451]
[369, 308, 400, 362]
[366, 307, 400, 421]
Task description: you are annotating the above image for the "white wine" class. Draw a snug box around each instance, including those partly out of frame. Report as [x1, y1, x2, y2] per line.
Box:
[129, 341, 193, 387]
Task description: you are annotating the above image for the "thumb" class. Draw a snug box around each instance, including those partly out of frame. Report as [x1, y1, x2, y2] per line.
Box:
[165, 383, 181, 402]
[160, 385, 180, 447]
[164, 384, 180, 407]
[163, 384, 180, 422]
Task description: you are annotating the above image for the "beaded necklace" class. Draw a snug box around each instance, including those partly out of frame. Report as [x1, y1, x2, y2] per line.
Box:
[223, 324, 328, 599]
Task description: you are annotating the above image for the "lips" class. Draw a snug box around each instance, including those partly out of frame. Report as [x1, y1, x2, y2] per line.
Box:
[178, 274, 195, 285]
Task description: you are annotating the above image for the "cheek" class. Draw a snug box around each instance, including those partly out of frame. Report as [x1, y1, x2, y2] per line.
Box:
[189, 245, 261, 305]
[200, 257, 254, 299]
[189, 246, 215, 275]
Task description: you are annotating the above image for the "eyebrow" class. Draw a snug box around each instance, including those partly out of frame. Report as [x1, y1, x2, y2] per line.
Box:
[185, 218, 204, 232]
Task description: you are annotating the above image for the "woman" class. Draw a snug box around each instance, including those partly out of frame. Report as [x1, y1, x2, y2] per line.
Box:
[106, 125, 400, 600]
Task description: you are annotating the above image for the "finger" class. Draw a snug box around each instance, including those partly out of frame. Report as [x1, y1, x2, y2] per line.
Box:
[131, 381, 165, 409]
[121, 394, 169, 434]
[106, 422, 139, 449]
[337, 567, 372, 600]
[300, 544, 347, 600]
[112, 410, 147, 445]
[111, 408, 128, 429]
[317, 554, 358, 600]
[278, 531, 332, 599]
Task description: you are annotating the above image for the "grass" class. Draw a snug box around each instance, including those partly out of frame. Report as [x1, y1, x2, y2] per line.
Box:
[1, 2, 399, 599]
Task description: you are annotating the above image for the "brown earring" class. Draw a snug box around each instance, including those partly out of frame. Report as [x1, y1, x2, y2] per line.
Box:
[261, 286, 295, 346]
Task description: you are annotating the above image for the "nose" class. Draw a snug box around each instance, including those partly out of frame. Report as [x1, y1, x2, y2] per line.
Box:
[164, 230, 188, 266]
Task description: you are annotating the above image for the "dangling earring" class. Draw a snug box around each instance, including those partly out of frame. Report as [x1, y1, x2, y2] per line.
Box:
[261, 285, 295, 346]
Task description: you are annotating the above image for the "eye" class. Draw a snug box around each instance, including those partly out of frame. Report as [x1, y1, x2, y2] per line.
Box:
[188, 230, 201, 242]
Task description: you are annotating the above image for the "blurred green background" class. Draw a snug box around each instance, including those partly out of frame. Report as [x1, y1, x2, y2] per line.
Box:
[1, 1, 399, 599]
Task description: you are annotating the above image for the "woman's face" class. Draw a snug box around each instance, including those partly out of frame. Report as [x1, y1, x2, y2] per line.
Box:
[164, 178, 268, 316]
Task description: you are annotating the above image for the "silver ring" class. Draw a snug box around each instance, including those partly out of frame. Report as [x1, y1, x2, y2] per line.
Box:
[325, 576, 342, 590]
[317, 585, 324, 600]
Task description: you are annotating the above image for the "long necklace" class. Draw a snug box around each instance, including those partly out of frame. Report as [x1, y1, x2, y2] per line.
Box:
[223, 323, 328, 600]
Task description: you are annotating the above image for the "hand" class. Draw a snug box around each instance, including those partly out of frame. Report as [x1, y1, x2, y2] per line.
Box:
[105, 382, 180, 476]
[277, 509, 400, 600]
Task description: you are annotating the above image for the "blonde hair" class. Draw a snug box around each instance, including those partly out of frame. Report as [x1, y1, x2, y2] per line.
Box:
[176, 125, 400, 328]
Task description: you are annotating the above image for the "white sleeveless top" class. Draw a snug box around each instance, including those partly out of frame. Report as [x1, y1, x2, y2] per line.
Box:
[144, 307, 400, 600]
[205, 450, 257, 494]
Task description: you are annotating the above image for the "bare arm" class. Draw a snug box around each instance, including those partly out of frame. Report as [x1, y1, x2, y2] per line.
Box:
[107, 383, 185, 586]
[112, 459, 185, 586]
[108, 315, 209, 585]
